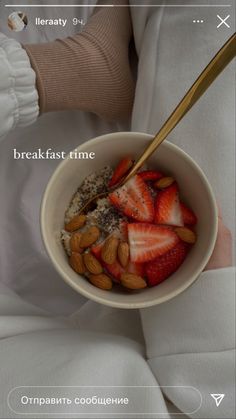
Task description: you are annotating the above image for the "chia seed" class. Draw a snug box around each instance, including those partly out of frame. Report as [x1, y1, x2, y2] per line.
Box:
[65, 166, 112, 223]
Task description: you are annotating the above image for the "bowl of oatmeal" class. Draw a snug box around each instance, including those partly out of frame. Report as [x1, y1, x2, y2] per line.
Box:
[40, 132, 217, 308]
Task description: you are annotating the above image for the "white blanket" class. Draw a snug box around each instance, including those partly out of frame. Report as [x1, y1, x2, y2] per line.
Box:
[0, 1, 235, 418]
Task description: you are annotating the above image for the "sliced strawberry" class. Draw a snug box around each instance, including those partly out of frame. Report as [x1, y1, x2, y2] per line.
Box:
[91, 242, 122, 282]
[109, 175, 154, 223]
[180, 202, 197, 225]
[145, 241, 189, 286]
[139, 170, 163, 182]
[127, 261, 145, 277]
[91, 242, 103, 260]
[91, 236, 144, 281]
[155, 183, 184, 226]
[104, 260, 145, 283]
[103, 260, 124, 282]
[120, 221, 128, 240]
[128, 223, 179, 263]
[109, 157, 133, 187]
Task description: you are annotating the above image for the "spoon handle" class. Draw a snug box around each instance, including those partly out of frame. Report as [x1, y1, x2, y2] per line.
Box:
[124, 32, 236, 183]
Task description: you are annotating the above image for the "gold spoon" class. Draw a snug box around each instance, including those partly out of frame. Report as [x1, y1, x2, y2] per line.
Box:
[79, 32, 236, 214]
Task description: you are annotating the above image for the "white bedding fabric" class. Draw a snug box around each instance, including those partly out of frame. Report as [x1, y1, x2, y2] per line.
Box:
[0, 1, 235, 418]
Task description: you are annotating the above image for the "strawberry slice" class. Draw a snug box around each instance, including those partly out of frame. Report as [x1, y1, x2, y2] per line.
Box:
[92, 242, 124, 282]
[91, 237, 144, 281]
[180, 202, 197, 225]
[128, 223, 179, 263]
[145, 241, 189, 286]
[155, 183, 184, 226]
[120, 221, 128, 240]
[91, 244, 121, 282]
[128, 261, 145, 277]
[91, 242, 103, 259]
[139, 170, 163, 182]
[109, 157, 133, 187]
[104, 260, 145, 283]
[103, 260, 124, 282]
[109, 175, 154, 223]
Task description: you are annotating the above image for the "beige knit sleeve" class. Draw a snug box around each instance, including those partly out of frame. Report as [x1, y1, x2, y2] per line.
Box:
[24, 2, 134, 121]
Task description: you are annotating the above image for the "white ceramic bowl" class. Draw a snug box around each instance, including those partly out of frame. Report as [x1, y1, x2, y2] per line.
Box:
[41, 132, 218, 309]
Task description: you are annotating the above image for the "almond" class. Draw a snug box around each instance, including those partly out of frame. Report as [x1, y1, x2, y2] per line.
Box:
[154, 176, 174, 189]
[80, 226, 100, 248]
[118, 241, 130, 267]
[65, 214, 86, 232]
[83, 253, 103, 275]
[175, 227, 197, 244]
[69, 252, 86, 274]
[101, 236, 119, 265]
[89, 274, 113, 290]
[121, 273, 147, 290]
[70, 232, 83, 253]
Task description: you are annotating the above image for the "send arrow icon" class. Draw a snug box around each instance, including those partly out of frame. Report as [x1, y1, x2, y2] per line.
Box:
[210, 394, 225, 407]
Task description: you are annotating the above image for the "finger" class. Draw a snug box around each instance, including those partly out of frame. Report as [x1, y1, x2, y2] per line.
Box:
[204, 220, 232, 271]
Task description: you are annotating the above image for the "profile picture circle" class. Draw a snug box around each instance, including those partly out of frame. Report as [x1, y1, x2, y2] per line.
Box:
[8, 12, 28, 32]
